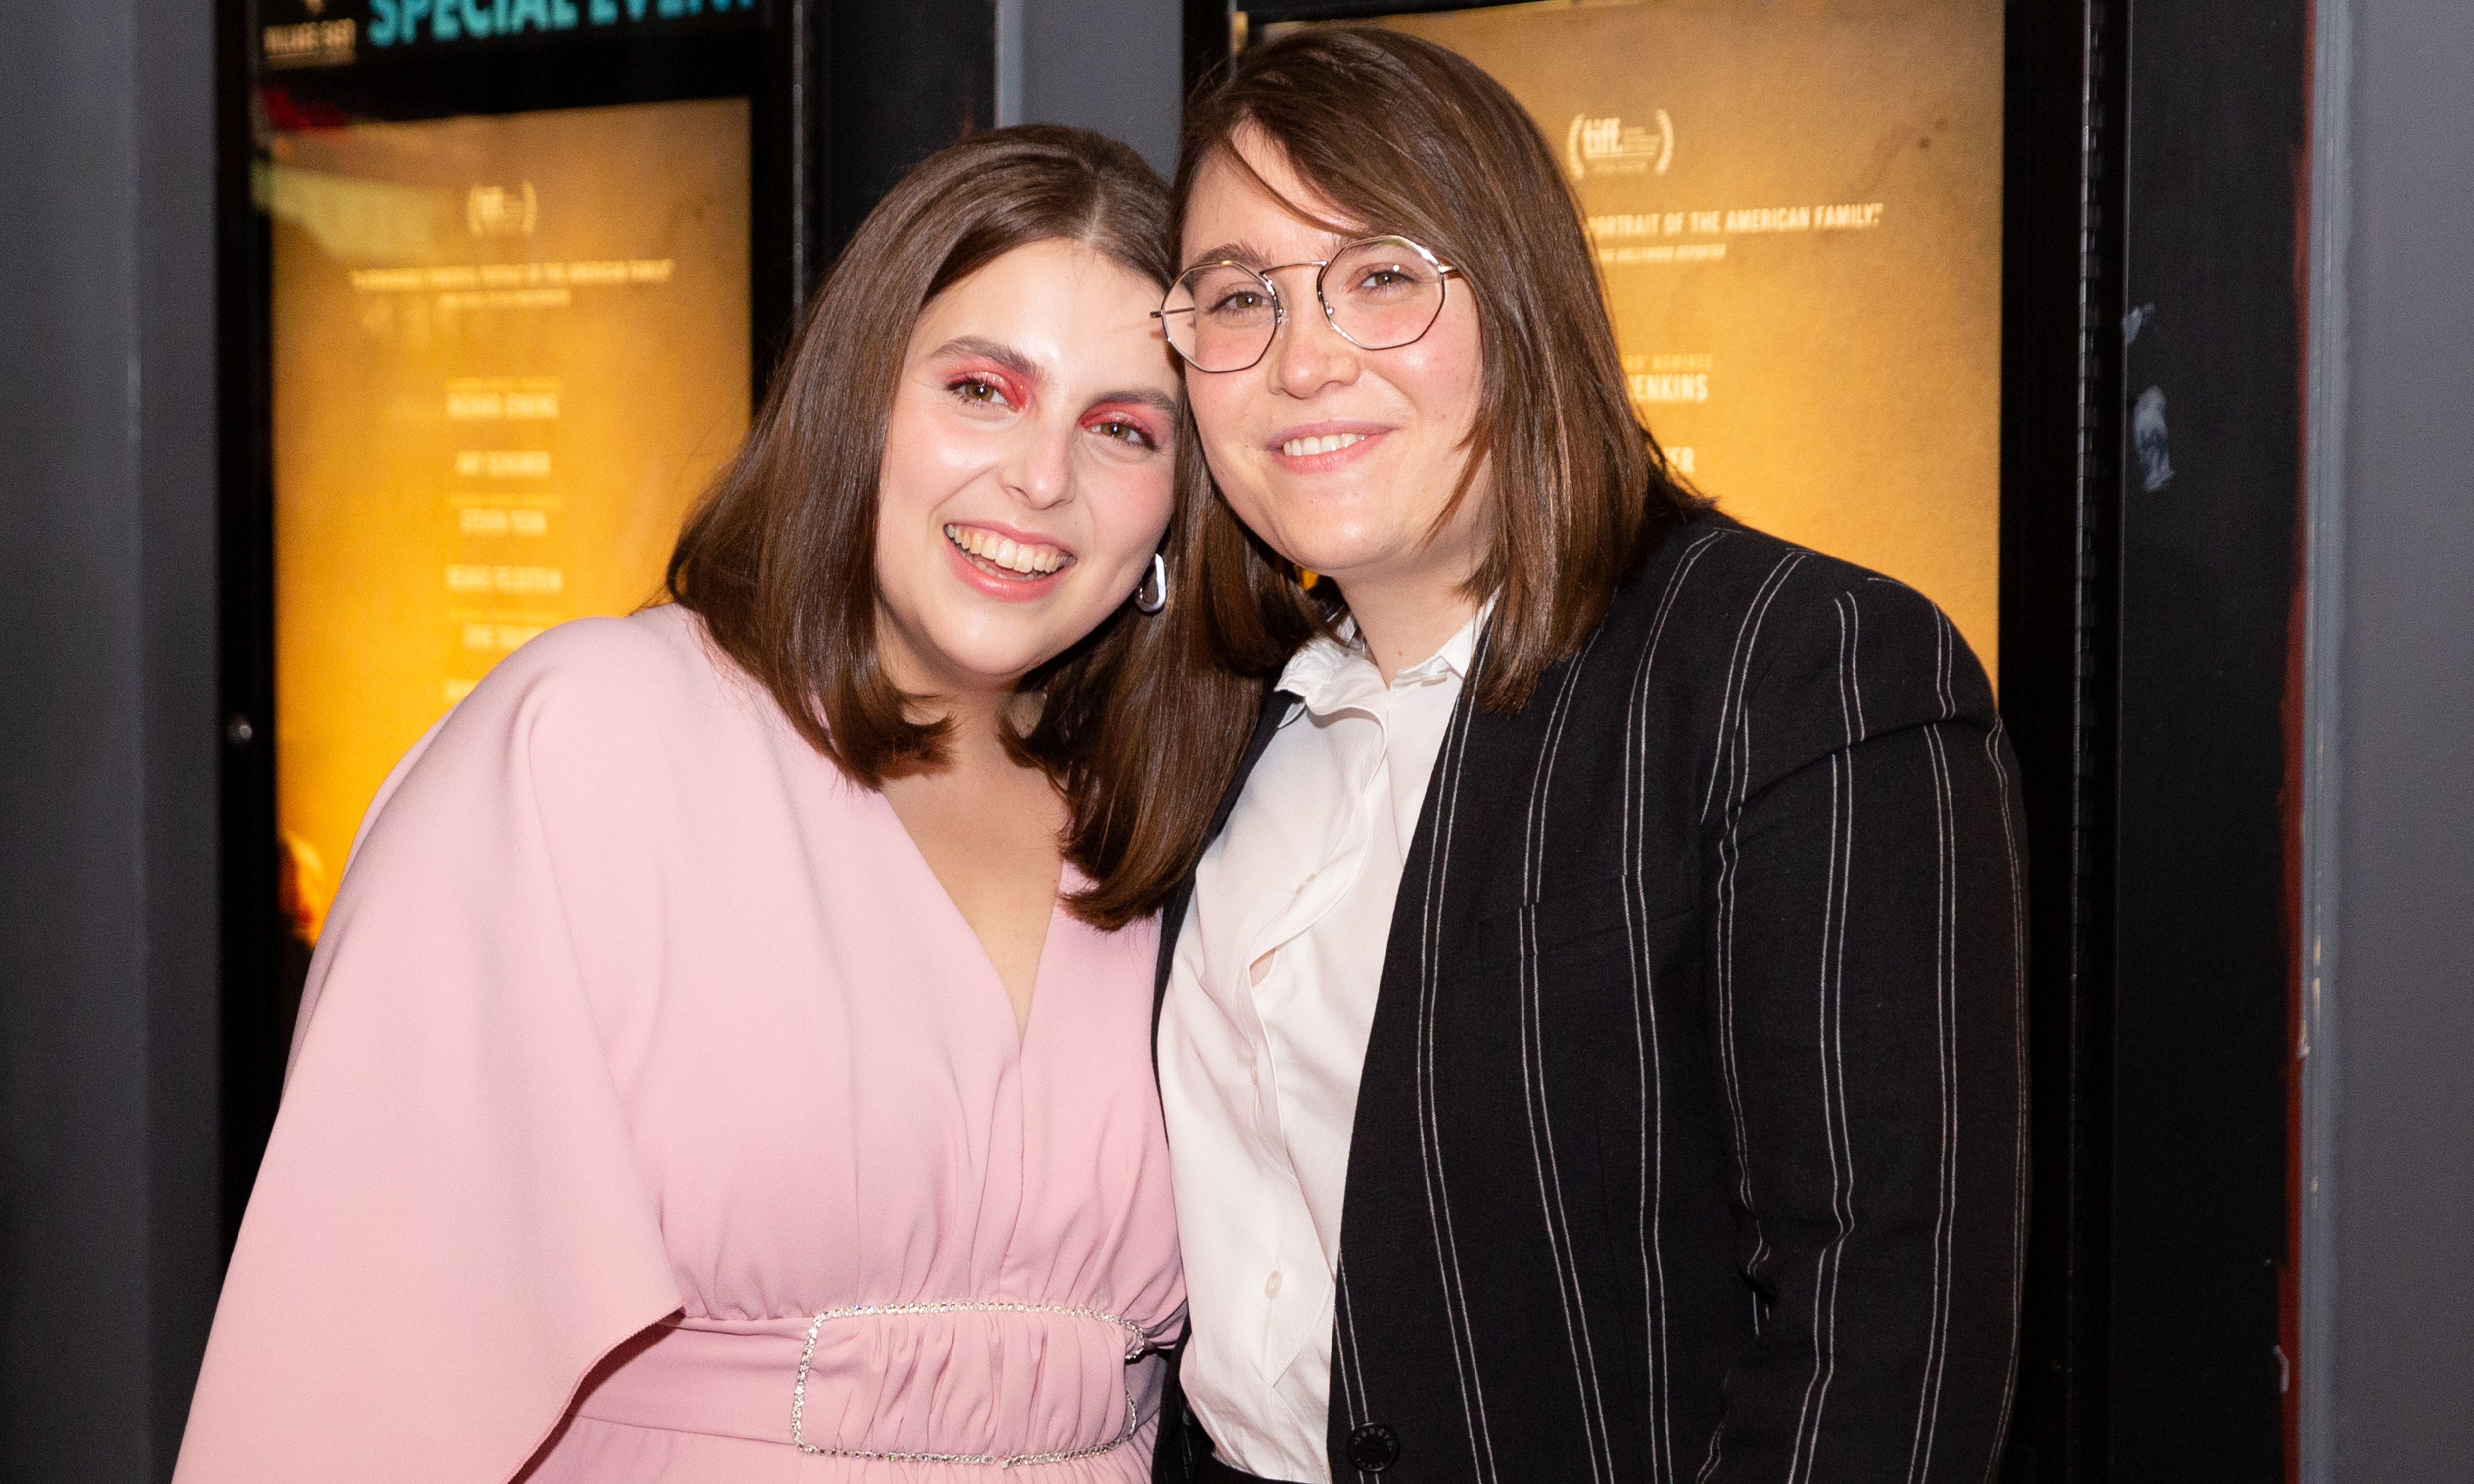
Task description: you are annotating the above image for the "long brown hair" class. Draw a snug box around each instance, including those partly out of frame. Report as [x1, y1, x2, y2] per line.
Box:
[666, 126, 1259, 928]
[1175, 26, 1706, 711]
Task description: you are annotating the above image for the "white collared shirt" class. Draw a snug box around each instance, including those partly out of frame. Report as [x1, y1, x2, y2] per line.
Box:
[1157, 605, 1485, 1483]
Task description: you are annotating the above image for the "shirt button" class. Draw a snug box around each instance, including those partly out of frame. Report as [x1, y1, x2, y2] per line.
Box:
[1295, 872, 1317, 895]
[1264, 1271, 1283, 1298]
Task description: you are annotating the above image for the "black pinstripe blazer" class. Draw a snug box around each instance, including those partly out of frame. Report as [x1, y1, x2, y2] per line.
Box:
[1151, 513, 2027, 1484]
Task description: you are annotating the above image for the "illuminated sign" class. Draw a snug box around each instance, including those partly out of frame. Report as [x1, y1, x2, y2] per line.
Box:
[266, 98, 751, 930]
[1374, 0, 2005, 679]
[366, 0, 754, 50]
[258, 0, 757, 72]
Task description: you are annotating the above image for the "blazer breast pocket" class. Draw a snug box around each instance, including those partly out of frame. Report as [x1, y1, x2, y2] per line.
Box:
[1449, 873, 1701, 1105]
[1468, 870, 1697, 971]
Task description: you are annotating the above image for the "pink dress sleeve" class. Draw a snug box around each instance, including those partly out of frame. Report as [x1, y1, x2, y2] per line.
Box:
[174, 625, 686, 1484]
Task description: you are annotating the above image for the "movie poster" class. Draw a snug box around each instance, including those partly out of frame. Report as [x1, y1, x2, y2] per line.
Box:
[1364, 0, 2004, 678]
[267, 97, 750, 932]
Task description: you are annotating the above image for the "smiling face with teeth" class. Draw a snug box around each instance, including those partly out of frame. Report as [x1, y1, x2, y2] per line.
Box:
[872, 238, 1180, 700]
[1178, 129, 1493, 657]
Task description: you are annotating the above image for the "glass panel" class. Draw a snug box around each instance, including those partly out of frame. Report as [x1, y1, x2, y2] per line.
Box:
[1369, 0, 2005, 681]
[266, 96, 752, 940]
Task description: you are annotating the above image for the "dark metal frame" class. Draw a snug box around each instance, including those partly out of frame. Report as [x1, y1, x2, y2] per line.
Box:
[1205, 0, 2319, 1475]
[1999, 0, 2127, 1473]
[2101, 0, 2308, 1477]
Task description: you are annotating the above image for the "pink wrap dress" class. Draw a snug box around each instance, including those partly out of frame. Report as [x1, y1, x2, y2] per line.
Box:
[174, 604, 1185, 1483]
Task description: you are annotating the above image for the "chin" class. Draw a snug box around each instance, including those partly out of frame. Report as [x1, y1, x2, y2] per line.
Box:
[1273, 530, 1397, 585]
[945, 646, 1056, 691]
[1244, 494, 1391, 562]
[894, 619, 1027, 688]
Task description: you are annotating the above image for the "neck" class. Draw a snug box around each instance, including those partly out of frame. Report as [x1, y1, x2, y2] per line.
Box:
[875, 616, 1034, 775]
[914, 686, 1029, 772]
[881, 673, 1024, 777]
[1337, 568, 1481, 685]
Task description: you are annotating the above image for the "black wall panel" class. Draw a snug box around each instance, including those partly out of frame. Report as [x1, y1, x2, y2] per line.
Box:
[2108, 0, 2306, 1476]
[1, 0, 224, 1474]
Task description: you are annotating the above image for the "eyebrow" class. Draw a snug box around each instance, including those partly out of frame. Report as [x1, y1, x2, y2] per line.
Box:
[1087, 387, 1181, 419]
[925, 335, 1043, 384]
[1185, 242, 1272, 272]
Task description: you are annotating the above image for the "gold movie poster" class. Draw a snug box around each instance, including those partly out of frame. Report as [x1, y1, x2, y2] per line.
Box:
[1371, 0, 2004, 678]
[267, 98, 751, 935]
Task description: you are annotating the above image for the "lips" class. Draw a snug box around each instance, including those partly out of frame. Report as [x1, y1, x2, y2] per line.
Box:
[1267, 421, 1389, 471]
[944, 523, 1073, 579]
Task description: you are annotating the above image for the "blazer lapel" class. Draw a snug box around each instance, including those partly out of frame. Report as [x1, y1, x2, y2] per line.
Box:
[1319, 626, 1509, 1473]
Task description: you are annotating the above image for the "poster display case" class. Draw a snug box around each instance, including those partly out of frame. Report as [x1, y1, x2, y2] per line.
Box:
[1203, 0, 2115, 1470]
[222, 0, 1005, 1235]
[218, 0, 823, 1235]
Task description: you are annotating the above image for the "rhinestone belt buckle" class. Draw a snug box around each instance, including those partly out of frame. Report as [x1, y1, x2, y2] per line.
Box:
[790, 1298, 1151, 1466]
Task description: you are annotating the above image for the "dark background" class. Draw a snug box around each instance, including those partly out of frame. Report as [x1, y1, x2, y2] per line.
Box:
[4, 0, 2468, 1478]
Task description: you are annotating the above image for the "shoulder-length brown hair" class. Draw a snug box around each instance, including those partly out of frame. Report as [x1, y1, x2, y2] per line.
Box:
[666, 125, 1260, 928]
[1175, 25, 1705, 712]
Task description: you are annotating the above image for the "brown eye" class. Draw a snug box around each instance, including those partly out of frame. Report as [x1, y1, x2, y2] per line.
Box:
[1206, 288, 1273, 320]
[949, 375, 1021, 410]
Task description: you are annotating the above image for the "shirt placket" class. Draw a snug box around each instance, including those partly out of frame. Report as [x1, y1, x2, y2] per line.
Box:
[1242, 695, 1389, 1403]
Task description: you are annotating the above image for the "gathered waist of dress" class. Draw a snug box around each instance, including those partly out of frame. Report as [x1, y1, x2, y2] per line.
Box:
[572, 1301, 1174, 1465]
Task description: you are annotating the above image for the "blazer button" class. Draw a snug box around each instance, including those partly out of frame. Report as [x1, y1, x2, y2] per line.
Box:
[1347, 1422, 1400, 1473]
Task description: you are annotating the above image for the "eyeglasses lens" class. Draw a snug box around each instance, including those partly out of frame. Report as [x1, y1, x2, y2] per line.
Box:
[1165, 263, 1279, 373]
[1325, 240, 1447, 352]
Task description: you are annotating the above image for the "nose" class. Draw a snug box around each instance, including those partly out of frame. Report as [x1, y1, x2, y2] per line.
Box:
[1001, 414, 1074, 510]
[1266, 270, 1358, 399]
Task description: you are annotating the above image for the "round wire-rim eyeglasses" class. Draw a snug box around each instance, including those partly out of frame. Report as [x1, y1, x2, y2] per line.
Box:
[1151, 234, 1462, 374]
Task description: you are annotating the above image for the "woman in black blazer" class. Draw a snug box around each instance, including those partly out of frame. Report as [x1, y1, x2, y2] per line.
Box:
[1146, 26, 2025, 1484]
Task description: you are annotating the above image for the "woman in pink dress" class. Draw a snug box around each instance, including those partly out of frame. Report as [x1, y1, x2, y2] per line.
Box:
[175, 126, 1255, 1483]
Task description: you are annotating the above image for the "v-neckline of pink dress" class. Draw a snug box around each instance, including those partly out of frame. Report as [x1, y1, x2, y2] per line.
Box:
[862, 784, 1076, 1053]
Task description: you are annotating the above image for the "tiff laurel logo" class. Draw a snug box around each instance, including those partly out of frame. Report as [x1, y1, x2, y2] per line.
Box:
[1565, 110, 1674, 181]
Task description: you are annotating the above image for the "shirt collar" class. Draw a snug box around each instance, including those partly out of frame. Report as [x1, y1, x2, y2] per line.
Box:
[1277, 596, 1495, 720]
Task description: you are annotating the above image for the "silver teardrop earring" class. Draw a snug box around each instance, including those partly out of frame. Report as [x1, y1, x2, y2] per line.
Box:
[1133, 552, 1169, 614]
